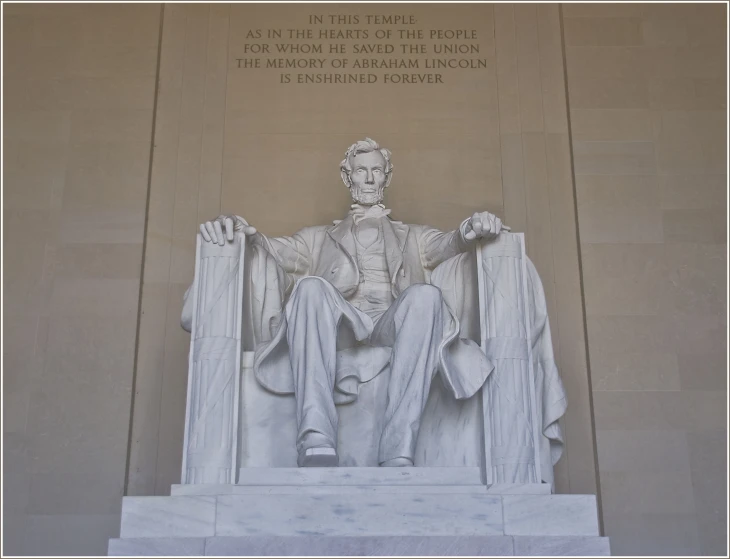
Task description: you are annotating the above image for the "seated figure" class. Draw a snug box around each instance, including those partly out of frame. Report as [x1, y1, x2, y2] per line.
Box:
[182, 138, 567, 479]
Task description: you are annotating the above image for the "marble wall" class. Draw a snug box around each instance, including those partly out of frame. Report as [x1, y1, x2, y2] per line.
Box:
[563, 2, 727, 555]
[3, 3, 161, 555]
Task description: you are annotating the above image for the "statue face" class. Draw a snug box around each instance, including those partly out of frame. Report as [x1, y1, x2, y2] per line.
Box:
[348, 151, 388, 206]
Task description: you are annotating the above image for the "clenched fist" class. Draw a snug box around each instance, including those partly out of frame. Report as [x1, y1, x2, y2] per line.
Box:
[463, 211, 510, 242]
[200, 215, 257, 245]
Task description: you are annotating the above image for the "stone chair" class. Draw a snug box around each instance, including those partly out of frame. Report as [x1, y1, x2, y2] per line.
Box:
[180, 232, 563, 487]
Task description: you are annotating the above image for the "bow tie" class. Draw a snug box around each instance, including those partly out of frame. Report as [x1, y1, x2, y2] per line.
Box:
[348, 204, 392, 225]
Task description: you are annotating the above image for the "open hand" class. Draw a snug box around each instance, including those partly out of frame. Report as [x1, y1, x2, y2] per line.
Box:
[463, 211, 510, 241]
[200, 215, 257, 245]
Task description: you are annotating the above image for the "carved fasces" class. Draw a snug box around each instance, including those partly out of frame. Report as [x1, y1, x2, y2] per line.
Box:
[477, 233, 542, 485]
[181, 233, 245, 484]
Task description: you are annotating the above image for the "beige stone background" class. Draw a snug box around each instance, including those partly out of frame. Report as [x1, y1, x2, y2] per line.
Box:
[3, 3, 162, 555]
[563, 3, 727, 555]
[2, 3, 726, 556]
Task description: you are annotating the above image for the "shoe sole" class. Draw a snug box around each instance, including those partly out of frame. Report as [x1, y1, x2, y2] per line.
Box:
[298, 451, 339, 468]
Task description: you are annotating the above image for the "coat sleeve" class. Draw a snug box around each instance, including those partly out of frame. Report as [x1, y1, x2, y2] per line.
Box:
[417, 219, 475, 270]
[248, 228, 313, 277]
[181, 228, 313, 333]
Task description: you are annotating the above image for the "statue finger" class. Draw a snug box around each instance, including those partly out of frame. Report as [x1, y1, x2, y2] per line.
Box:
[213, 220, 225, 245]
[200, 223, 212, 242]
[225, 217, 234, 241]
[494, 216, 503, 234]
[205, 222, 217, 243]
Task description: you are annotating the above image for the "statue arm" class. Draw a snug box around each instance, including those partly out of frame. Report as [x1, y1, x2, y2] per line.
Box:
[197, 214, 313, 276]
[180, 224, 313, 333]
[417, 219, 473, 270]
[247, 229, 313, 277]
[419, 211, 509, 269]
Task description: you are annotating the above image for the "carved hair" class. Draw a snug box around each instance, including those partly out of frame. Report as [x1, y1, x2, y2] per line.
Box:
[340, 137, 394, 188]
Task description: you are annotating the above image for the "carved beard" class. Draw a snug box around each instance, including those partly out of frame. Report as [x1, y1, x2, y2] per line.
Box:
[349, 183, 386, 206]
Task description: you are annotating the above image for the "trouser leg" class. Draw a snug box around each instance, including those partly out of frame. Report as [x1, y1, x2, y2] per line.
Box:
[371, 283, 444, 464]
[286, 277, 343, 455]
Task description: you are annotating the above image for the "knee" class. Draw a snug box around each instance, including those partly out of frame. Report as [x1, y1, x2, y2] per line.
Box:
[294, 277, 328, 302]
[404, 283, 442, 306]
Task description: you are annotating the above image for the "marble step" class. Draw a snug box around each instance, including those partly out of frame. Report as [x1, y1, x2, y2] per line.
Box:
[172, 467, 552, 496]
[109, 535, 611, 556]
[234, 466, 483, 485]
[170, 482, 551, 496]
[119, 493, 600, 539]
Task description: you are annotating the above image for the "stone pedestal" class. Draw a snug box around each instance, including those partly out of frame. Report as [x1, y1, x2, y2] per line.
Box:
[109, 468, 610, 556]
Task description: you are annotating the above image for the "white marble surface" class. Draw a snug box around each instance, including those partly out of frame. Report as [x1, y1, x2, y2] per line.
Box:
[486, 483, 552, 494]
[412, 374, 484, 467]
[181, 138, 567, 480]
[169, 477, 551, 496]
[215, 493, 504, 537]
[238, 367, 298, 467]
[116, 492, 602, 540]
[502, 495, 600, 536]
[238, 362, 485, 469]
[107, 535, 611, 556]
[171, 484, 487, 496]
[108, 537, 206, 556]
[181, 235, 245, 484]
[112, 491, 609, 554]
[119, 496, 216, 538]
[512, 536, 611, 556]
[235, 466, 483, 486]
[204, 535, 516, 556]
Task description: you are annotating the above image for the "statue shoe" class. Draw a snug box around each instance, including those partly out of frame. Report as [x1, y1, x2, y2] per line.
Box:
[298, 447, 339, 467]
[380, 457, 414, 467]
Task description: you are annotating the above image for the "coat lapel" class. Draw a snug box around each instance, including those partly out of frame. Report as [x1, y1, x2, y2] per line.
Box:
[382, 218, 409, 284]
[328, 215, 357, 258]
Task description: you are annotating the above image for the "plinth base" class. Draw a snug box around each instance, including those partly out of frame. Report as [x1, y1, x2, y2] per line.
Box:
[109, 468, 610, 556]
[110, 535, 610, 556]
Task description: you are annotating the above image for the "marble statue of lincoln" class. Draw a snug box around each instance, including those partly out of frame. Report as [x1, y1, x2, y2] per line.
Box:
[192, 138, 511, 468]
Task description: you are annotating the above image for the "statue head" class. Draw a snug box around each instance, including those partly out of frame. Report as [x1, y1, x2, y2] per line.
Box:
[340, 138, 393, 206]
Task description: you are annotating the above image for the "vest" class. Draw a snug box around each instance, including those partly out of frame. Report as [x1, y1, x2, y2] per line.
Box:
[349, 221, 394, 321]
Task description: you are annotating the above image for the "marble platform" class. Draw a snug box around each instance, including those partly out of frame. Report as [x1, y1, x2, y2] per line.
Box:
[109, 535, 611, 556]
[109, 468, 610, 556]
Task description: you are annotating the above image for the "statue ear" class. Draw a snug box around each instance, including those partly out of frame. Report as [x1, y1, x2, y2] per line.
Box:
[384, 171, 393, 189]
[340, 169, 352, 188]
